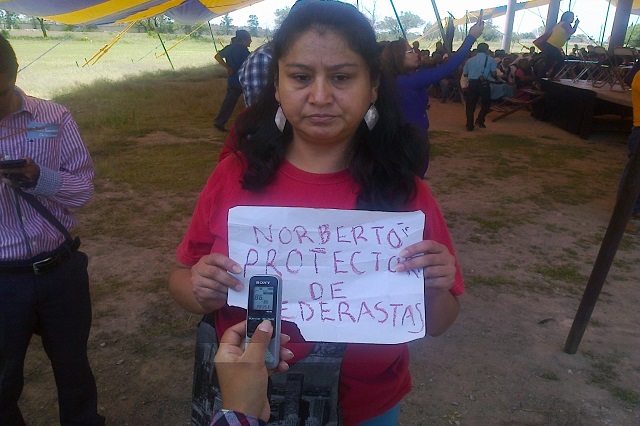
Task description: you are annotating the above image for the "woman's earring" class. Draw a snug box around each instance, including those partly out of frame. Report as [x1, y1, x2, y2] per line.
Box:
[275, 105, 287, 132]
[364, 104, 379, 130]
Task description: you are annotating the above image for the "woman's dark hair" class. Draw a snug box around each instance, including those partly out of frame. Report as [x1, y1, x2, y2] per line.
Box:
[380, 38, 410, 79]
[0, 35, 18, 82]
[235, 1, 425, 211]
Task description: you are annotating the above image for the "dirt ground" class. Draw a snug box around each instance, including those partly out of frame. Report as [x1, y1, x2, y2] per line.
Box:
[18, 101, 640, 425]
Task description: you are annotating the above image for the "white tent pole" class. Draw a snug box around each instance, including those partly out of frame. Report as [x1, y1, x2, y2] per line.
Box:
[546, 0, 561, 33]
[502, 0, 517, 53]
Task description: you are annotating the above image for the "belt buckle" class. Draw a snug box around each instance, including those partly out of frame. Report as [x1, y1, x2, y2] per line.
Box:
[32, 257, 54, 275]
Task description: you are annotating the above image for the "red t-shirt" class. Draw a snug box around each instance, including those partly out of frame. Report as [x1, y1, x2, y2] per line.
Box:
[177, 155, 464, 425]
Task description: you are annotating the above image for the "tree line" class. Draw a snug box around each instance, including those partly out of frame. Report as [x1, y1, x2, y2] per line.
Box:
[0, 8, 601, 44]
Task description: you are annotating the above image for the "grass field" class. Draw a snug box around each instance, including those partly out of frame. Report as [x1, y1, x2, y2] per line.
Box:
[9, 29, 540, 99]
[10, 30, 268, 99]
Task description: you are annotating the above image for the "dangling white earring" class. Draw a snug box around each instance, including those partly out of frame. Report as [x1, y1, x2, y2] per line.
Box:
[275, 105, 287, 132]
[364, 104, 378, 130]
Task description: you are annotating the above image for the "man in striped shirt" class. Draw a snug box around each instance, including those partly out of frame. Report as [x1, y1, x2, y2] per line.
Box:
[238, 43, 272, 107]
[0, 35, 104, 425]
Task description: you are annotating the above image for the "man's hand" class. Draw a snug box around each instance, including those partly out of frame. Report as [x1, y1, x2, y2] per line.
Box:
[469, 21, 485, 39]
[215, 320, 293, 422]
[0, 157, 40, 188]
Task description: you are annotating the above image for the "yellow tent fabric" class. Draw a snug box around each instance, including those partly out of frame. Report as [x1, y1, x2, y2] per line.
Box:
[0, 0, 266, 25]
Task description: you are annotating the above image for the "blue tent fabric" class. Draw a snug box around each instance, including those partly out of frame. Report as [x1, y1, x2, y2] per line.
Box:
[0, 0, 253, 25]
[165, 0, 217, 25]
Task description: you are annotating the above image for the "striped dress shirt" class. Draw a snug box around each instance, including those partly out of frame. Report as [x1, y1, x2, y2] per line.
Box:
[0, 87, 94, 260]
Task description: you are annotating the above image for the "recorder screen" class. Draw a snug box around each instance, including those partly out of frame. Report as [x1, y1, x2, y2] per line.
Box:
[252, 286, 275, 311]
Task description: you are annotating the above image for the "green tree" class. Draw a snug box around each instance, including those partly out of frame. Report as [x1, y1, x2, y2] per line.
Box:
[137, 19, 154, 34]
[181, 23, 207, 39]
[248, 14, 259, 37]
[221, 14, 233, 35]
[478, 19, 501, 42]
[626, 24, 640, 47]
[2, 11, 21, 30]
[274, 7, 290, 29]
[155, 15, 177, 34]
[376, 11, 424, 38]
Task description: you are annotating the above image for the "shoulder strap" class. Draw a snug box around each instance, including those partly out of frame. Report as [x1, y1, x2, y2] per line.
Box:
[12, 187, 72, 241]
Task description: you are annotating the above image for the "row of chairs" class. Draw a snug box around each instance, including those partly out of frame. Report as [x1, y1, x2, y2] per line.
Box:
[556, 46, 637, 91]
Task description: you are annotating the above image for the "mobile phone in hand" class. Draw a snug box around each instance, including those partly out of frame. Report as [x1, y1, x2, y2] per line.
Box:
[246, 275, 282, 369]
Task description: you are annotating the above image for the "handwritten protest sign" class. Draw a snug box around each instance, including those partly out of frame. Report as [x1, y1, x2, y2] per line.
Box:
[227, 206, 426, 344]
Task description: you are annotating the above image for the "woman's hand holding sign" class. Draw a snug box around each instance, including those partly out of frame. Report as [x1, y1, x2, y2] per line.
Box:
[191, 253, 244, 312]
[169, 254, 244, 315]
[395, 239, 456, 291]
[395, 239, 459, 337]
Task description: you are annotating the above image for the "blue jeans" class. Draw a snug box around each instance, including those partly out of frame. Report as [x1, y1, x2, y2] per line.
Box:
[359, 403, 400, 425]
[0, 251, 104, 425]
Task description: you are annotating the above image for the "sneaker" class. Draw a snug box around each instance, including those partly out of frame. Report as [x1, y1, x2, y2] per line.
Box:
[213, 124, 228, 132]
[624, 221, 638, 234]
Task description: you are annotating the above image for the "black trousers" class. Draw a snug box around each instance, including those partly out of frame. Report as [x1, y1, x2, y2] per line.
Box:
[0, 251, 104, 425]
[466, 79, 492, 127]
[213, 85, 243, 128]
[541, 41, 565, 78]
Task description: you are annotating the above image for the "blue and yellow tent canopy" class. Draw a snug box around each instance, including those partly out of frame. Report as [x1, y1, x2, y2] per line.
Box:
[2, 0, 638, 27]
[0, 0, 265, 25]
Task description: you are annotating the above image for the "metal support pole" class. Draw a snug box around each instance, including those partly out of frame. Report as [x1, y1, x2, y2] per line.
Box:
[564, 136, 640, 354]
[600, 0, 613, 46]
[155, 18, 174, 70]
[208, 22, 219, 53]
[465, 11, 469, 37]
[429, 0, 448, 53]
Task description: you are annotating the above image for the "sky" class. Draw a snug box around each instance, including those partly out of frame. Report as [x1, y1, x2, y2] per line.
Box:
[216, 0, 635, 42]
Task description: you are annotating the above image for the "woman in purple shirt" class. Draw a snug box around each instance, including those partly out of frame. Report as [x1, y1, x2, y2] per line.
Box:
[381, 22, 484, 176]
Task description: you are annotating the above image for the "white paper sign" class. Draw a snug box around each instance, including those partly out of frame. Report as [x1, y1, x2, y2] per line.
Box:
[227, 206, 426, 344]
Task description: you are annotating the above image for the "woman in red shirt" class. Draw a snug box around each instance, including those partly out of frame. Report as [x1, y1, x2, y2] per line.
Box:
[169, 2, 463, 425]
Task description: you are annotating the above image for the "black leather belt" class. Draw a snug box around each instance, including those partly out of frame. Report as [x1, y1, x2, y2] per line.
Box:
[0, 237, 81, 275]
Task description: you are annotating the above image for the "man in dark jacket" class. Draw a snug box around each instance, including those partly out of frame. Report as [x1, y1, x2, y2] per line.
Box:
[213, 29, 252, 132]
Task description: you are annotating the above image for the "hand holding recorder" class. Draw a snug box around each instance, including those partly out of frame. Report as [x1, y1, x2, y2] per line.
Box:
[214, 320, 293, 423]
